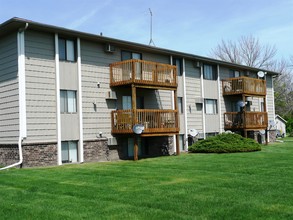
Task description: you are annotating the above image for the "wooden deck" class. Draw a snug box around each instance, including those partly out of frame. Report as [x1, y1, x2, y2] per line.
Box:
[224, 112, 268, 130]
[111, 109, 179, 136]
[222, 77, 266, 96]
[110, 60, 177, 89]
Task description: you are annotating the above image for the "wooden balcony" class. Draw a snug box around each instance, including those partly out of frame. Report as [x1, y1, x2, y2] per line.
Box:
[111, 109, 179, 136]
[222, 77, 266, 96]
[110, 60, 177, 89]
[224, 112, 268, 130]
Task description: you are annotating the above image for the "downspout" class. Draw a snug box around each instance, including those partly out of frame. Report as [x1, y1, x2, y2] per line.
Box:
[55, 34, 62, 165]
[170, 56, 176, 153]
[200, 65, 206, 139]
[0, 23, 28, 170]
[182, 58, 188, 150]
[77, 38, 84, 162]
[0, 137, 24, 170]
[217, 64, 222, 133]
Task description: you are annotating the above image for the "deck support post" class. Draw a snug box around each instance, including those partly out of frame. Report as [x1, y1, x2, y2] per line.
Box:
[134, 134, 138, 161]
[132, 84, 139, 161]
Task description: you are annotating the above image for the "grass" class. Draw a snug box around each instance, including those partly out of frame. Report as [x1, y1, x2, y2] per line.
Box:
[0, 138, 292, 219]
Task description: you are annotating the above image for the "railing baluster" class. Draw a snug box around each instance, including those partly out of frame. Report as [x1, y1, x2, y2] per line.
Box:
[110, 59, 177, 87]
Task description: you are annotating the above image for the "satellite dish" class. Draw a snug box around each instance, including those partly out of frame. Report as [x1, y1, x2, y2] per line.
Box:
[133, 124, 144, 134]
[257, 71, 265, 78]
[259, 130, 265, 135]
[237, 100, 245, 107]
[189, 128, 199, 137]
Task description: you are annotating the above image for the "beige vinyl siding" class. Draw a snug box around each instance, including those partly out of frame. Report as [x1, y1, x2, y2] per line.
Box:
[266, 75, 275, 122]
[25, 30, 57, 142]
[0, 33, 19, 143]
[81, 42, 174, 139]
[185, 60, 203, 131]
[81, 40, 119, 140]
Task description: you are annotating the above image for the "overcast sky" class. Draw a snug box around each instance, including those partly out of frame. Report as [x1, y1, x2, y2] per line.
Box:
[1, 0, 292, 60]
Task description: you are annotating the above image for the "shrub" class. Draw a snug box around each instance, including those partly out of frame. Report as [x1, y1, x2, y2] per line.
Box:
[188, 133, 261, 153]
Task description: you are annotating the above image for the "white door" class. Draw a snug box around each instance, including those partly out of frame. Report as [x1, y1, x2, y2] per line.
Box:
[122, 96, 132, 110]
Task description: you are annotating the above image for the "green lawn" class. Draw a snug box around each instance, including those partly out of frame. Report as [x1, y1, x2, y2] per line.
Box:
[0, 138, 292, 220]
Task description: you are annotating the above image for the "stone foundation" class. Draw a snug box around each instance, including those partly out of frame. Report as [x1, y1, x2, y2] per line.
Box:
[0, 145, 19, 167]
[83, 138, 122, 162]
[0, 143, 58, 168]
[22, 143, 58, 167]
[0, 136, 175, 168]
[268, 130, 276, 142]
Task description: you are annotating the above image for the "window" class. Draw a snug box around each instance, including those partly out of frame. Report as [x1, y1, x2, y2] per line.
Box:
[203, 64, 217, 80]
[122, 96, 144, 109]
[231, 101, 241, 112]
[59, 38, 76, 61]
[121, 51, 142, 61]
[173, 58, 183, 76]
[122, 96, 132, 110]
[261, 101, 265, 112]
[60, 90, 77, 113]
[205, 99, 218, 114]
[61, 141, 78, 163]
[229, 69, 240, 78]
[178, 97, 183, 114]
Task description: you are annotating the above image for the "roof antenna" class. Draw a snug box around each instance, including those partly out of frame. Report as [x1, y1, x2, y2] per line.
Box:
[148, 8, 155, 46]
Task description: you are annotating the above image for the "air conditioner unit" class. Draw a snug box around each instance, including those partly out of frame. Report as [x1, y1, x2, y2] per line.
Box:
[108, 137, 117, 146]
[105, 90, 117, 100]
[197, 132, 205, 139]
[104, 43, 115, 53]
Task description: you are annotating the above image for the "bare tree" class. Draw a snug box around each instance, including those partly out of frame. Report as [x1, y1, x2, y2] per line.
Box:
[272, 59, 293, 117]
[210, 35, 277, 69]
[211, 36, 293, 120]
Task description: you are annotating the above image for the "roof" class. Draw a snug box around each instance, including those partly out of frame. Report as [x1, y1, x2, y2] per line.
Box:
[275, 115, 287, 123]
[0, 17, 280, 76]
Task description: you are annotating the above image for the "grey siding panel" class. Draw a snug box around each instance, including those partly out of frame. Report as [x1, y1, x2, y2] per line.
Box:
[60, 62, 78, 90]
[205, 115, 220, 132]
[204, 80, 218, 99]
[25, 30, 57, 142]
[61, 114, 79, 140]
[0, 33, 19, 143]
[185, 60, 203, 131]
[142, 52, 170, 64]
[203, 79, 220, 132]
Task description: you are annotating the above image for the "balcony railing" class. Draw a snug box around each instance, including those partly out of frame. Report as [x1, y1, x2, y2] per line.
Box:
[111, 109, 179, 135]
[224, 112, 268, 130]
[222, 77, 266, 96]
[110, 60, 177, 88]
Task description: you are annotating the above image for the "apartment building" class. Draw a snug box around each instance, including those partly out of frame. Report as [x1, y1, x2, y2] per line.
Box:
[0, 18, 278, 167]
